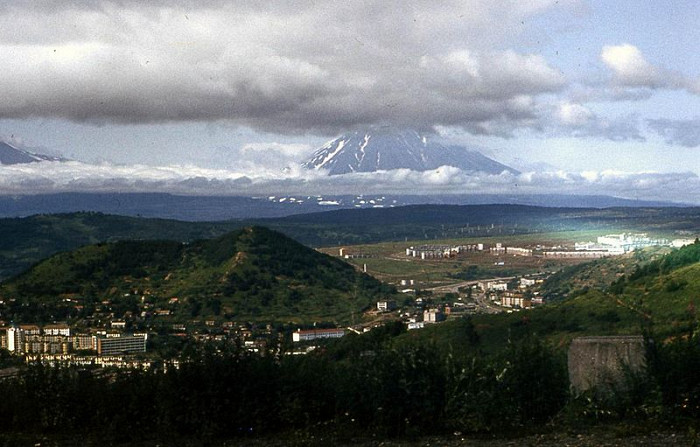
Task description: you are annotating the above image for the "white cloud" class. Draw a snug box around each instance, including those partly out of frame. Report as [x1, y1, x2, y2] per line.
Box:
[0, 160, 697, 204]
[557, 102, 594, 126]
[601, 44, 662, 88]
[600, 43, 700, 95]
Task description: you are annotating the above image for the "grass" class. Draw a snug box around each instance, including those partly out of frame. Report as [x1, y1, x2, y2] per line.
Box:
[318, 230, 618, 286]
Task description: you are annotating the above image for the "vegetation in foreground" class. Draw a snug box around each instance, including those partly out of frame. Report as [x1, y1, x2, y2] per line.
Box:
[1, 322, 700, 446]
[0, 243, 700, 444]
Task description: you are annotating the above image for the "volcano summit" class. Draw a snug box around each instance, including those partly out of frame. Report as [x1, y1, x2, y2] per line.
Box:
[302, 128, 518, 175]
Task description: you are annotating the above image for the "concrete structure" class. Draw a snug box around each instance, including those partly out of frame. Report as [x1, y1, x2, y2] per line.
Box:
[490, 243, 506, 255]
[507, 247, 533, 256]
[43, 324, 70, 336]
[376, 300, 397, 312]
[292, 328, 345, 342]
[568, 335, 645, 394]
[520, 278, 536, 287]
[6, 327, 20, 352]
[406, 244, 480, 260]
[595, 233, 667, 253]
[96, 334, 147, 356]
[478, 281, 509, 292]
[423, 309, 445, 323]
[671, 238, 696, 248]
[543, 250, 619, 259]
[501, 293, 530, 308]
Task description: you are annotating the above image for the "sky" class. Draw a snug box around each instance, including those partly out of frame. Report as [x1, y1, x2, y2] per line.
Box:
[1, 0, 699, 203]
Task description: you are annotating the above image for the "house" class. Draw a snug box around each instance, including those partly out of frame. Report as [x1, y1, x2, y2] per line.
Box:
[520, 278, 536, 288]
[376, 300, 397, 312]
[110, 321, 126, 329]
[423, 309, 445, 324]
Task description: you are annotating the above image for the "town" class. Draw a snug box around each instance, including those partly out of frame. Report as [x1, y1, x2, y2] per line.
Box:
[2, 232, 694, 367]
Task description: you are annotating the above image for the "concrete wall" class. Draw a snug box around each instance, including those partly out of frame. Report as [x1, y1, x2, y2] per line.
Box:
[568, 335, 645, 394]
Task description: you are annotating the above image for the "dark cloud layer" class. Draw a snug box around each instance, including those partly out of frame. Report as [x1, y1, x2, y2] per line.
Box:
[0, 1, 575, 135]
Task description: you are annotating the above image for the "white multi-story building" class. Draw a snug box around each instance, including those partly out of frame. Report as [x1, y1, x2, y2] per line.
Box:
[6, 327, 21, 352]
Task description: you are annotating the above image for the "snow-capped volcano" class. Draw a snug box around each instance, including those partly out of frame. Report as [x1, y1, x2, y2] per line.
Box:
[0, 141, 64, 165]
[302, 128, 518, 175]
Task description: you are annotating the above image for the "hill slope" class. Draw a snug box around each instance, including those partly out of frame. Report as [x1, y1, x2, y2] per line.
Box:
[396, 240, 700, 353]
[0, 227, 395, 323]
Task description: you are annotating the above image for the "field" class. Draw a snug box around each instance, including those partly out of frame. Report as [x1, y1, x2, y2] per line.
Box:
[318, 230, 631, 289]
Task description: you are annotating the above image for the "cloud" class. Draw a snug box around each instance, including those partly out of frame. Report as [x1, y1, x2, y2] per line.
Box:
[0, 1, 574, 136]
[600, 43, 699, 95]
[601, 44, 663, 88]
[548, 102, 644, 142]
[0, 159, 697, 204]
[236, 142, 314, 171]
[648, 118, 700, 147]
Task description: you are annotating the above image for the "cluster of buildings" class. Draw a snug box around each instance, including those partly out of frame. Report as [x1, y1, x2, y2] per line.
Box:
[477, 276, 544, 309]
[402, 233, 694, 264]
[1, 324, 147, 357]
[406, 244, 483, 260]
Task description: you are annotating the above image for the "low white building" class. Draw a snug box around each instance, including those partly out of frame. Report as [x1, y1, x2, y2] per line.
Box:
[376, 300, 397, 312]
[520, 278, 536, 288]
[671, 238, 696, 248]
[292, 328, 345, 342]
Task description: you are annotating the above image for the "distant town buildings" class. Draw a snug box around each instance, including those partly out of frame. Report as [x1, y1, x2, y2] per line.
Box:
[478, 281, 509, 292]
[1, 324, 147, 357]
[292, 328, 345, 342]
[376, 300, 397, 312]
[95, 334, 147, 356]
[423, 309, 445, 323]
[406, 244, 483, 260]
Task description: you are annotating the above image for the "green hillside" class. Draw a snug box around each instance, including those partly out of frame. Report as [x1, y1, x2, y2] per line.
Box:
[394, 241, 700, 352]
[1, 205, 699, 281]
[0, 212, 244, 280]
[0, 226, 395, 324]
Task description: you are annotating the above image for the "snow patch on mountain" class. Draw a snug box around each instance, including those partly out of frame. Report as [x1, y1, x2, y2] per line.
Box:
[302, 128, 518, 175]
[0, 141, 65, 165]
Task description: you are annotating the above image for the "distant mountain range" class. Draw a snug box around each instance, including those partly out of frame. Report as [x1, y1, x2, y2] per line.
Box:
[302, 127, 519, 175]
[0, 193, 687, 221]
[0, 141, 64, 164]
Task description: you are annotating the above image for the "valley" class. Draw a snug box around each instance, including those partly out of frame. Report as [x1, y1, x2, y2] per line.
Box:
[0, 204, 699, 445]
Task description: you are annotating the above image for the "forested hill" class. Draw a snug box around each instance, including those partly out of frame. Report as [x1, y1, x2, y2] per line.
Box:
[0, 226, 394, 323]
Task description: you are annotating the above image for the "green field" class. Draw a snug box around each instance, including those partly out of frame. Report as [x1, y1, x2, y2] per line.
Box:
[319, 230, 632, 287]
